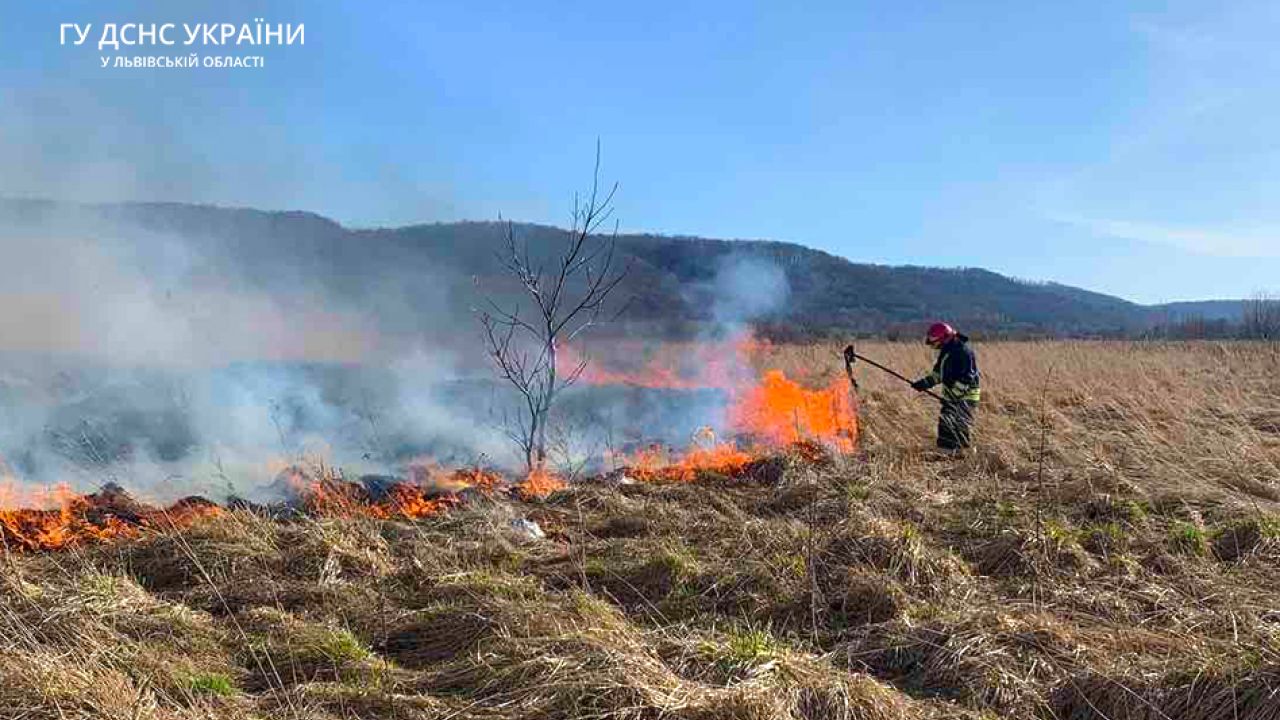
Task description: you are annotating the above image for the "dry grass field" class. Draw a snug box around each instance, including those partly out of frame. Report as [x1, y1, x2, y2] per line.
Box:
[2, 340, 1279, 719]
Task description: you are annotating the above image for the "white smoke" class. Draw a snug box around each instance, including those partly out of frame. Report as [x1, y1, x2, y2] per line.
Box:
[709, 254, 791, 325]
[0, 202, 514, 505]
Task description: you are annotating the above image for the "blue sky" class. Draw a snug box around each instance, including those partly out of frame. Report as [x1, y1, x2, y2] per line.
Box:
[2, 1, 1278, 303]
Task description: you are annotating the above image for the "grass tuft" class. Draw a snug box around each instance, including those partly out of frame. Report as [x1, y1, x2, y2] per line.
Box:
[187, 672, 237, 696]
[1171, 522, 1209, 556]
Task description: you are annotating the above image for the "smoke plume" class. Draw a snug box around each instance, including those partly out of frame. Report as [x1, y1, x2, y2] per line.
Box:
[0, 200, 511, 504]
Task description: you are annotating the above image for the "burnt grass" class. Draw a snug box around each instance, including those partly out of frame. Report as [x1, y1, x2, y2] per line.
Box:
[0, 451, 1276, 720]
[2, 340, 1280, 719]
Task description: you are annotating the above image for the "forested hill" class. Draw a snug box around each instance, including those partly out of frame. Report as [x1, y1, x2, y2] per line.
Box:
[0, 199, 1245, 339]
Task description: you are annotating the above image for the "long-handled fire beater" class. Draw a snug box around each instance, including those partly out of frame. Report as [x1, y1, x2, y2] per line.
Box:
[843, 343, 943, 402]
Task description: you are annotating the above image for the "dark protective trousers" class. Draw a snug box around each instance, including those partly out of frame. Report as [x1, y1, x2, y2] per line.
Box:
[937, 400, 977, 450]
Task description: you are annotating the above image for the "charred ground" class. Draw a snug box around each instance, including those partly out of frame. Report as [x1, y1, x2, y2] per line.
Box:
[2, 340, 1279, 719]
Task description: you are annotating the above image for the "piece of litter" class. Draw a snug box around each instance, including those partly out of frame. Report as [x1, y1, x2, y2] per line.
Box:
[509, 518, 545, 541]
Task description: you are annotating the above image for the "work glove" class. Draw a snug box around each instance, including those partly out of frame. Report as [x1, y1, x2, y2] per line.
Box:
[910, 379, 930, 392]
[842, 345, 856, 365]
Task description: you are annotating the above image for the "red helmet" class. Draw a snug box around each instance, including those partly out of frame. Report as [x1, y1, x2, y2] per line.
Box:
[926, 321, 956, 347]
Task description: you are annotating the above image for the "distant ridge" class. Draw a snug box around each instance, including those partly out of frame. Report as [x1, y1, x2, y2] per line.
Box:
[0, 199, 1246, 338]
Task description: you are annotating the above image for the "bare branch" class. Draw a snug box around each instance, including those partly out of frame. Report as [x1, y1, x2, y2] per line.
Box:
[478, 147, 630, 471]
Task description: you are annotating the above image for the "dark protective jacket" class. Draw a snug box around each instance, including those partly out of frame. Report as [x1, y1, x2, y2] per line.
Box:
[918, 334, 981, 402]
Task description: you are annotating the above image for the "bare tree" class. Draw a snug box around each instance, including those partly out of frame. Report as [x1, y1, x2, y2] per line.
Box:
[1243, 291, 1280, 341]
[480, 148, 628, 471]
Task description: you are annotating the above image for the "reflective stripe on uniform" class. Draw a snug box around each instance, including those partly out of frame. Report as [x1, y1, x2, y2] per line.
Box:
[937, 351, 980, 402]
[942, 383, 981, 402]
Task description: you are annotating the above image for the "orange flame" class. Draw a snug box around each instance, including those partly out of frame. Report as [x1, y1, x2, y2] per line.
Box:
[275, 467, 457, 520]
[0, 336, 855, 551]
[0, 457, 553, 552]
[728, 370, 856, 451]
[515, 467, 565, 499]
[0, 482, 223, 551]
[566, 334, 857, 462]
[618, 440, 756, 483]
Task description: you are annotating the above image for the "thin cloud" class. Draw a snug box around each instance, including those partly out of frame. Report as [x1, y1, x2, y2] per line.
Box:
[1051, 214, 1280, 258]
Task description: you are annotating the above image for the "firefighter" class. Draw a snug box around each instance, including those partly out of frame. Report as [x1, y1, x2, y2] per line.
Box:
[910, 322, 980, 451]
